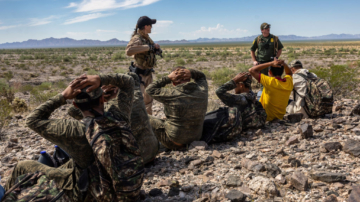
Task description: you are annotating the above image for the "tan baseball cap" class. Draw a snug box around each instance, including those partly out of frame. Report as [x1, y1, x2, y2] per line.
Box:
[261, 23, 271, 30]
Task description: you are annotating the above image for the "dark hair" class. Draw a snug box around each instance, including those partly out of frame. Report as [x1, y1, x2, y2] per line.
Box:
[269, 66, 284, 77]
[75, 95, 101, 111]
[131, 24, 145, 38]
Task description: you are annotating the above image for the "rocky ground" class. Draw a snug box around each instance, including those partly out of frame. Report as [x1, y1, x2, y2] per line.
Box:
[1, 95, 360, 202]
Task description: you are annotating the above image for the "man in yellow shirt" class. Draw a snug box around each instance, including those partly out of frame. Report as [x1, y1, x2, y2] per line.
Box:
[249, 59, 293, 121]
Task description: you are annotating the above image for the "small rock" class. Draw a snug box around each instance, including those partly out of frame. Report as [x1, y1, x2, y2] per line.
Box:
[286, 113, 303, 123]
[323, 142, 343, 152]
[212, 150, 223, 158]
[299, 124, 313, 139]
[265, 164, 282, 178]
[225, 190, 246, 202]
[310, 172, 346, 182]
[324, 194, 338, 202]
[226, 175, 242, 187]
[349, 186, 360, 202]
[254, 129, 263, 136]
[191, 159, 203, 167]
[350, 104, 360, 116]
[9, 138, 18, 143]
[248, 176, 278, 196]
[291, 171, 308, 191]
[189, 141, 208, 150]
[343, 139, 360, 157]
[149, 188, 163, 197]
[286, 136, 299, 146]
[182, 185, 193, 192]
[275, 174, 286, 184]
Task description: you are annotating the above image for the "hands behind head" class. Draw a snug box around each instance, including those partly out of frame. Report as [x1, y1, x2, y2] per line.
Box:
[70, 74, 101, 93]
[62, 74, 101, 100]
[272, 58, 285, 68]
[168, 69, 191, 83]
[102, 85, 119, 102]
[233, 72, 250, 83]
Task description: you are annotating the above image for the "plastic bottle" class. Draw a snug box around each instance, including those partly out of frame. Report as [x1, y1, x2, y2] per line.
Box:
[53, 145, 70, 167]
[38, 151, 55, 167]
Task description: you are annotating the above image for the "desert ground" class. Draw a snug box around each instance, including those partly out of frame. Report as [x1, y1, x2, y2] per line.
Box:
[1, 40, 360, 202]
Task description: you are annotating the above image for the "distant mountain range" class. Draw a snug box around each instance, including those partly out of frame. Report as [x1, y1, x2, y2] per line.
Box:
[1, 34, 360, 49]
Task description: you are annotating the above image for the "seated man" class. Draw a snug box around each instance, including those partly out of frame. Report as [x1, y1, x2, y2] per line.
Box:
[249, 59, 293, 121]
[68, 73, 159, 164]
[6, 73, 143, 202]
[286, 60, 316, 118]
[146, 67, 208, 150]
[216, 72, 267, 130]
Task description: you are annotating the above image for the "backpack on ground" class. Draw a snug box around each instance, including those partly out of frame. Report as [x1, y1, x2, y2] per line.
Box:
[295, 73, 333, 117]
[2, 172, 66, 202]
[201, 107, 241, 143]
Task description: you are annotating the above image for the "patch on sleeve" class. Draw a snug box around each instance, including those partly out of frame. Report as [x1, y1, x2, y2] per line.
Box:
[253, 40, 255, 44]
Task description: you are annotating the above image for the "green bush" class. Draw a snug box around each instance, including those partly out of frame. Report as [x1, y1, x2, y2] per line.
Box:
[311, 65, 359, 97]
[4, 71, 13, 81]
[210, 67, 236, 86]
[0, 99, 12, 137]
[196, 57, 208, 62]
[0, 79, 9, 93]
[195, 51, 202, 56]
[175, 58, 185, 66]
[112, 52, 125, 60]
[114, 68, 127, 74]
[87, 69, 99, 75]
[38, 82, 52, 91]
[30, 90, 58, 105]
[12, 97, 28, 113]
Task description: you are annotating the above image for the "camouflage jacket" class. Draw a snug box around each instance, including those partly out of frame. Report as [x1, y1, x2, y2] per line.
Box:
[216, 80, 266, 130]
[126, 30, 156, 69]
[146, 69, 208, 145]
[68, 73, 158, 164]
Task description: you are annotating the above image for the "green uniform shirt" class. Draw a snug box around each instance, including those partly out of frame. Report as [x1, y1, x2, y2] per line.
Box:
[146, 69, 208, 145]
[250, 34, 284, 62]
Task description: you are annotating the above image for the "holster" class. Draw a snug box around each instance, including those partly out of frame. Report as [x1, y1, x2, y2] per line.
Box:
[129, 62, 154, 85]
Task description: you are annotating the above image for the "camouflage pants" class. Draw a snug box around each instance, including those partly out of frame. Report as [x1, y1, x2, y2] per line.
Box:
[5, 160, 80, 201]
[140, 73, 153, 115]
[148, 116, 184, 150]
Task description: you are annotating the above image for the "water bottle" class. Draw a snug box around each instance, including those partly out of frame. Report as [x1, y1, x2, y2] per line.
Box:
[53, 145, 70, 167]
[38, 151, 55, 167]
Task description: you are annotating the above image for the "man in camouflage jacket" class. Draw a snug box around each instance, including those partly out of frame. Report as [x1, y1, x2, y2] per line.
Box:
[6, 73, 144, 201]
[68, 72, 158, 165]
[216, 72, 267, 131]
[146, 67, 208, 150]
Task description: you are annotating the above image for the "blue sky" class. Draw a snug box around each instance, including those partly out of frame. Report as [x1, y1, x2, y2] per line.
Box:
[0, 0, 359, 44]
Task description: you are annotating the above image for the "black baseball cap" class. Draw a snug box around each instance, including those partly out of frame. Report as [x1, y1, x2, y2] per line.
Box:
[137, 16, 156, 28]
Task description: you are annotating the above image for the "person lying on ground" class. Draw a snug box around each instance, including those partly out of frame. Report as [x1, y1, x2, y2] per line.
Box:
[249, 59, 293, 121]
[146, 67, 208, 150]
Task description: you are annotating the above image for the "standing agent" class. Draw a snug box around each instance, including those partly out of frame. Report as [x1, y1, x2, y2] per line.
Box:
[250, 23, 284, 76]
[126, 16, 161, 115]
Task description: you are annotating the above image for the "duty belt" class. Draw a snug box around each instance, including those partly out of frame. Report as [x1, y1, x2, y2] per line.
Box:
[129, 62, 154, 85]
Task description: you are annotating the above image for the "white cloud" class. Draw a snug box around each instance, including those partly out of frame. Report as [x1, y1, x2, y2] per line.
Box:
[0, 25, 21, 30]
[28, 16, 58, 26]
[63, 13, 113, 25]
[181, 24, 248, 38]
[66, 2, 78, 8]
[153, 20, 173, 28]
[66, 0, 161, 13]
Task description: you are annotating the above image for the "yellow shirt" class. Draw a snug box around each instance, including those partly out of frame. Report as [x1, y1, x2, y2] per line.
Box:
[259, 74, 293, 121]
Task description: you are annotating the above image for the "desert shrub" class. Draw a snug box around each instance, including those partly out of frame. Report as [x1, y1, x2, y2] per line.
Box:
[195, 51, 202, 56]
[30, 89, 58, 105]
[53, 81, 68, 89]
[210, 67, 236, 86]
[38, 82, 52, 91]
[112, 52, 125, 60]
[175, 59, 185, 66]
[196, 57, 208, 62]
[63, 56, 72, 62]
[165, 58, 171, 62]
[89, 55, 97, 61]
[12, 97, 28, 113]
[114, 68, 127, 74]
[0, 99, 12, 139]
[202, 70, 211, 80]
[236, 63, 251, 72]
[311, 65, 359, 97]
[0, 79, 8, 92]
[87, 69, 99, 75]
[4, 71, 13, 81]
[186, 59, 194, 64]
[20, 84, 34, 92]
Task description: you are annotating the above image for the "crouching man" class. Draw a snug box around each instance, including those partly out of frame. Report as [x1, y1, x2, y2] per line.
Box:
[146, 67, 208, 150]
[5, 73, 144, 202]
[249, 59, 293, 121]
